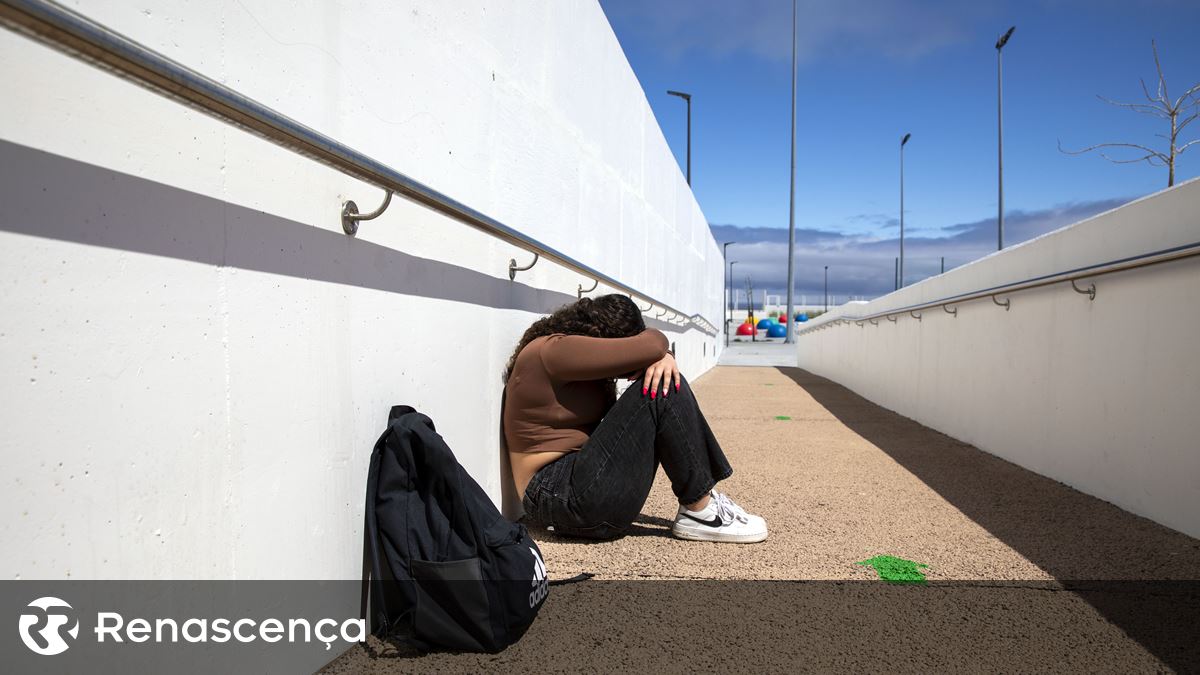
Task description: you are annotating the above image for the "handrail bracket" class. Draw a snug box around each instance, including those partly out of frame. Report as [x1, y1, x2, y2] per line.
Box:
[1071, 278, 1096, 300]
[992, 295, 1011, 311]
[509, 252, 539, 281]
[577, 278, 599, 298]
[341, 189, 393, 236]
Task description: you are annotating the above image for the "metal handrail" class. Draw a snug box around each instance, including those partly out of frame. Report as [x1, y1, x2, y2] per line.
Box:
[0, 0, 718, 337]
[796, 239, 1200, 336]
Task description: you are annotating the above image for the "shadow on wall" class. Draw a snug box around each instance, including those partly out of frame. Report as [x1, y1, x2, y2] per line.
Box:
[774, 366, 1200, 672]
[0, 140, 704, 326]
[0, 139, 694, 517]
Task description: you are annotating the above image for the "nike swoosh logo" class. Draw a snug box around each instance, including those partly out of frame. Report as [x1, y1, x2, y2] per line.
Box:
[682, 512, 723, 528]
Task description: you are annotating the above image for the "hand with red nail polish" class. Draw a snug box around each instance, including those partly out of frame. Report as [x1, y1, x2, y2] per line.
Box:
[639, 351, 679, 405]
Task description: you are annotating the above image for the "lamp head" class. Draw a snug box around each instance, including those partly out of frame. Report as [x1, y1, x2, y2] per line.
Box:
[901, 133, 911, 146]
[667, 90, 692, 101]
[996, 26, 1015, 50]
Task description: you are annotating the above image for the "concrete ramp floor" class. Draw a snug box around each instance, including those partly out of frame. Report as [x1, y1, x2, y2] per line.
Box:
[326, 366, 1200, 673]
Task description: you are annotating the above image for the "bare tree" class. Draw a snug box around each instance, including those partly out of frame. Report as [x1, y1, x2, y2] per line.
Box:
[1059, 40, 1199, 187]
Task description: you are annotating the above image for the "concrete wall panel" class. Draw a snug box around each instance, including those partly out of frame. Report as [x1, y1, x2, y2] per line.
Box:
[0, 1, 723, 579]
[796, 179, 1200, 538]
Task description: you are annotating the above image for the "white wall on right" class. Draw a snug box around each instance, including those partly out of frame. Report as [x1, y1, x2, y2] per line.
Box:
[795, 178, 1200, 539]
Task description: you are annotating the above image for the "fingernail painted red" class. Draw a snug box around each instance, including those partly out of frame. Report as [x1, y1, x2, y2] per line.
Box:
[675, 383, 680, 391]
[651, 390, 656, 399]
[642, 387, 647, 396]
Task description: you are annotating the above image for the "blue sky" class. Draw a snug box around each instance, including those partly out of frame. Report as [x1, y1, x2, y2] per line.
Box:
[599, 0, 1200, 300]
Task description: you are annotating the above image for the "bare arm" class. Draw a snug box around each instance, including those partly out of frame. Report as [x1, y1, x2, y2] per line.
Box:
[538, 329, 668, 381]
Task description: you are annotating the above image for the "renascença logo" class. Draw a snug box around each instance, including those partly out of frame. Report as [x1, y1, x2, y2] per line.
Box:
[19, 597, 79, 656]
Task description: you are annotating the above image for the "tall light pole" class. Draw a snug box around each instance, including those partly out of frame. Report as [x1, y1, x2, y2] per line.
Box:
[667, 90, 692, 185]
[746, 273, 756, 342]
[723, 242, 737, 346]
[729, 260, 740, 321]
[784, 0, 798, 343]
[900, 132, 911, 288]
[823, 265, 829, 312]
[996, 26, 1015, 251]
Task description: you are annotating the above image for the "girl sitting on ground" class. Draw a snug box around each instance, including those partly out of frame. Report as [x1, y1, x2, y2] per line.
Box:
[503, 294, 767, 543]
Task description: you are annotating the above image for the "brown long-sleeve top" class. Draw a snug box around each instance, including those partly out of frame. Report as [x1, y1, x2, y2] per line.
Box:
[504, 328, 669, 493]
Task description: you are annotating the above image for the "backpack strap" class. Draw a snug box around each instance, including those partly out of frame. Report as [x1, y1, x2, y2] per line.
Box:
[548, 572, 594, 586]
[361, 430, 390, 635]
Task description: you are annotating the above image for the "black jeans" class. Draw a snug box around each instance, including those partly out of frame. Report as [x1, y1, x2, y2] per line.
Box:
[521, 373, 734, 540]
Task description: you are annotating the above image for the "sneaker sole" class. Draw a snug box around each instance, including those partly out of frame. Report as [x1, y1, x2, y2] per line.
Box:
[671, 525, 768, 544]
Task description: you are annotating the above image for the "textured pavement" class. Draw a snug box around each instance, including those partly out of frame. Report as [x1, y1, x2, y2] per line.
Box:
[325, 360, 1200, 673]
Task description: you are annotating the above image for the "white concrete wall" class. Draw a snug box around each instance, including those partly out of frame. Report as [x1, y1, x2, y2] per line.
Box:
[0, 0, 724, 580]
[795, 178, 1200, 538]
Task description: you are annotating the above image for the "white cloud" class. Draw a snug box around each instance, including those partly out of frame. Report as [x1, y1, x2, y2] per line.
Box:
[600, 0, 996, 66]
[710, 196, 1128, 301]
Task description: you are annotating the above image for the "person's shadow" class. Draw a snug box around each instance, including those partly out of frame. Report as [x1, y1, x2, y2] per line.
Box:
[520, 513, 677, 542]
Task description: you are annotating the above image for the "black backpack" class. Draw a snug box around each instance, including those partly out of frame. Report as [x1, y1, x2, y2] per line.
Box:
[363, 405, 548, 652]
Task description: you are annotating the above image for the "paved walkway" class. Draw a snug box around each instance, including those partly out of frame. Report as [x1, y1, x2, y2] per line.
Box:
[716, 338, 796, 367]
[327, 365, 1200, 673]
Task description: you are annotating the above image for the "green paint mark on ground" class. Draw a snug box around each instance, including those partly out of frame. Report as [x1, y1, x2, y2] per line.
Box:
[856, 555, 929, 584]
[763, 383, 775, 386]
[774, 415, 791, 420]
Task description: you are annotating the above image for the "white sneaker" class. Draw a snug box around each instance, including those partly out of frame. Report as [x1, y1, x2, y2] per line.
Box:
[671, 490, 768, 543]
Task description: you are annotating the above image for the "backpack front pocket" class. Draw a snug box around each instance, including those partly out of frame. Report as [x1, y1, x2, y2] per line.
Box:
[409, 557, 495, 651]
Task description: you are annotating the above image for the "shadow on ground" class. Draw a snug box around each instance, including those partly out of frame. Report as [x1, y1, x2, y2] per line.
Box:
[324, 581, 1198, 673]
[325, 366, 1200, 672]
[520, 513, 678, 542]
[776, 366, 1200, 673]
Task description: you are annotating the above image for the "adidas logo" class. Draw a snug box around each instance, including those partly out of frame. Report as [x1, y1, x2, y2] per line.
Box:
[528, 547, 548, 608]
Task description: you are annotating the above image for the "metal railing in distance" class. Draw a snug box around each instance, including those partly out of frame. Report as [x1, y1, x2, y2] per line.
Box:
[0, 0, 718, 337]
[795, 239, 1200, 336]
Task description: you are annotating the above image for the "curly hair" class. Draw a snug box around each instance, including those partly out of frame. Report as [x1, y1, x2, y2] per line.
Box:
[503, 294, 647, 385]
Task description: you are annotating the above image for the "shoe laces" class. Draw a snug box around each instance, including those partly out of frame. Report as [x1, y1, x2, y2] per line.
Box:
[712, 490, 750, 524]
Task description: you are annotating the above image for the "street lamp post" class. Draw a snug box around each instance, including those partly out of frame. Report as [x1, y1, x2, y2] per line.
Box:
[900, 132, 911, 288]
[667, 90, 692, 185]
[784, 0, 798, 344]
[723, 242, 737, 346]
[746, 273, 756, 343]
[996, 26, 1015, 251]
[728, 260, 740, 328]
[824, 265, 829, 312]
